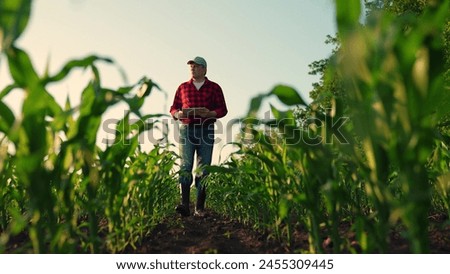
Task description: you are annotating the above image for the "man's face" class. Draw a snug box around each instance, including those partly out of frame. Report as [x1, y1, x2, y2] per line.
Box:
[190, 63, 206, 79]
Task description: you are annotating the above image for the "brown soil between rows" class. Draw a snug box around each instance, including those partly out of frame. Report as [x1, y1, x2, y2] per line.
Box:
[3, 209, 448, 253]
[129, 209, 450, 254]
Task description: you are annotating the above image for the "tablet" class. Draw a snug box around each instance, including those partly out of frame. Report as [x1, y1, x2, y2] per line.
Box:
[182, 107, 207, 116]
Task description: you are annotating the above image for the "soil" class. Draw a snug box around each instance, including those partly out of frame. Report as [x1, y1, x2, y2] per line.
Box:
[4, 209, 448, 254]
[128, 209, 450, 254]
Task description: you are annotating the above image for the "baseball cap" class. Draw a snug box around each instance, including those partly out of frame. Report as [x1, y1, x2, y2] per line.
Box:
[187, 56, 207, 68]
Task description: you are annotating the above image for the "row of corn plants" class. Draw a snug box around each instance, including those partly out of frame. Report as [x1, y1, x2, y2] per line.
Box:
[207, 0, 449, 253]
[0, 0, 178, 253]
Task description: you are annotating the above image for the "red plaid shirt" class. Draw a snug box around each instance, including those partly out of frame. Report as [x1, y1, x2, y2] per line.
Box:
[170, 77, 228, 125]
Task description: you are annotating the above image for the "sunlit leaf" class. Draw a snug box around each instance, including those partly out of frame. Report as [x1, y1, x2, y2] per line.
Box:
[137, 77, 160, 98]
[268, 85, 307, 106]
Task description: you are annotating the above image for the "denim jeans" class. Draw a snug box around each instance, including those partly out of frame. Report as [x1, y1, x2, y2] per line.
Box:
[179, 124, 214, 196]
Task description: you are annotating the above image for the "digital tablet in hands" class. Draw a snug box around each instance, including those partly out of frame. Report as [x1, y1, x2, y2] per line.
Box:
[182, 107, 207, 116]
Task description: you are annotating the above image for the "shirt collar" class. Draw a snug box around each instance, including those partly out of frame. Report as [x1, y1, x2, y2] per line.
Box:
[189, 77, 209, 85]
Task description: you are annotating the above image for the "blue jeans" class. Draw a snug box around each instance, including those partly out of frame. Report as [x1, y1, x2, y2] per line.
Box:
[179, 124, 214, 196]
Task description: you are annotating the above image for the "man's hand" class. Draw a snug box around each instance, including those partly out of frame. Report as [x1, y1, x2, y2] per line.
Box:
[174, 110, 185, 119]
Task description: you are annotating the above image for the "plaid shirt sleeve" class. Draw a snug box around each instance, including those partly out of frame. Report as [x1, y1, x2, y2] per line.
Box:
[209, 81, 228, 119]
[170, 78, 228, 124]
[169, 86, 183, 117]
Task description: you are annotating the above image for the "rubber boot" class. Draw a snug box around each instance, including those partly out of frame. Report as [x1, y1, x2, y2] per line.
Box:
[194, 187, 206, 217]
[176, 184, 190, 217]
[196, 187, 206, 210]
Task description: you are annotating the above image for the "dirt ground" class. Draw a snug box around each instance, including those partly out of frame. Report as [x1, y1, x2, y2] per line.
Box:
[129, 209, 450, 254]
[4, 209, 448, 254]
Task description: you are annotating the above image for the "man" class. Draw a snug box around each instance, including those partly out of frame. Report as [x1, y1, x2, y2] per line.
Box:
[170, 56, 228, 217]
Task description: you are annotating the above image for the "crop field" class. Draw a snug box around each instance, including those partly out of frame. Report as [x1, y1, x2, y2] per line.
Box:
[0, 0, 449, 253]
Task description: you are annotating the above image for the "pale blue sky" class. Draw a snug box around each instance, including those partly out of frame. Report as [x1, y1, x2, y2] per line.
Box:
[1, 0, 337, 162]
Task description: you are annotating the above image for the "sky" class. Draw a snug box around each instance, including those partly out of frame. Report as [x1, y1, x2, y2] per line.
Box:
[1, 0, 337, 163]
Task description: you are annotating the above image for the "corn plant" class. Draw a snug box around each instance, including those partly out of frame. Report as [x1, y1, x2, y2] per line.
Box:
[335, 0, 449, 253]
[207, 0, 449, 253]
[0, 0, 178, 253]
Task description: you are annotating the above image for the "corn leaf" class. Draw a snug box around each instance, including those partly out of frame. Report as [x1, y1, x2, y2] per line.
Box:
[268, 85, 307, 106]
[246, 93, 265, 117]
[41, 55, 113, 86]
[335, 0, 361, 36]
[7, 46, 62, 117]
[0, 83, 19, 100]
[0, 100, 15, 134]
[0, 0, 31, 52]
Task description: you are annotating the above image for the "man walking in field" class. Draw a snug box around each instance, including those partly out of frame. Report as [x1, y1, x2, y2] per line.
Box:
[170, 56, 228, 217]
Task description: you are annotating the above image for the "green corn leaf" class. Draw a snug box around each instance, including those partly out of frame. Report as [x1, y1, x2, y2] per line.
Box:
[137, 77, 160, 98]
[116, 85, 135, 95]
[41, 55, 113, 86]
[6, 46, 40, 87]
[270, 104, 295, 125]
[247, 93, 265, 117]
[268, 85, 307, 106]
[205, 165, 237, 174]
[19, 116, 47, 156]
[124, 96, 145, 117]
[114, 111, 131, 143]
[0, 100, 15, 134]
[0, 83, 19, 100]
[103, 133, 139, 166]
[140, 113, 168, 121]
[6, 47, 62, 119]
[433, 90, 450, 123]
[51, 97, 76, 132]
[71, 82, 102, 145]
[278, 199, 290, 220]
[122, 77, 162, 117]
[8, 47, 62, 118]
[335, 0, 361, 36]
[268, 104, 306, 147]
[0, 0, 31, 52]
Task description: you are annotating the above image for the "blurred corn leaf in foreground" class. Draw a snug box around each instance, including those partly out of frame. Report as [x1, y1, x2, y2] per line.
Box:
[0, 0, 31, 52]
